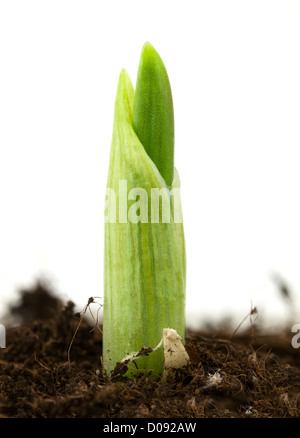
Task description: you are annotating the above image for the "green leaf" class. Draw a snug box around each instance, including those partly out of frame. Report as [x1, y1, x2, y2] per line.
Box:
[133, 42, 174, 186]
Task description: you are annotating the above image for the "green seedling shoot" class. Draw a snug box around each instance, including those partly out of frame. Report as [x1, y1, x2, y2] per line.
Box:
[103, 43, 186, 377]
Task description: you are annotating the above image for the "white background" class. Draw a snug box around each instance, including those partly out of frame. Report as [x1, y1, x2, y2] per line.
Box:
[1, 0, 300, 330]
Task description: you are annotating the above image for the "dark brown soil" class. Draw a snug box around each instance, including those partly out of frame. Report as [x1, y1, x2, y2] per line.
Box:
[0, 282, 299, 418]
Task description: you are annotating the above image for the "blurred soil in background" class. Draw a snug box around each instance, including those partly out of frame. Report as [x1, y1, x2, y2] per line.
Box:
[0, 281, 299, 418]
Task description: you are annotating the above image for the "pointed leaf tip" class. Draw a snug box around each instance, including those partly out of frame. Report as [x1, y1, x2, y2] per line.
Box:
[132, 43, 174, 186]
[113, 69, 134, 125]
